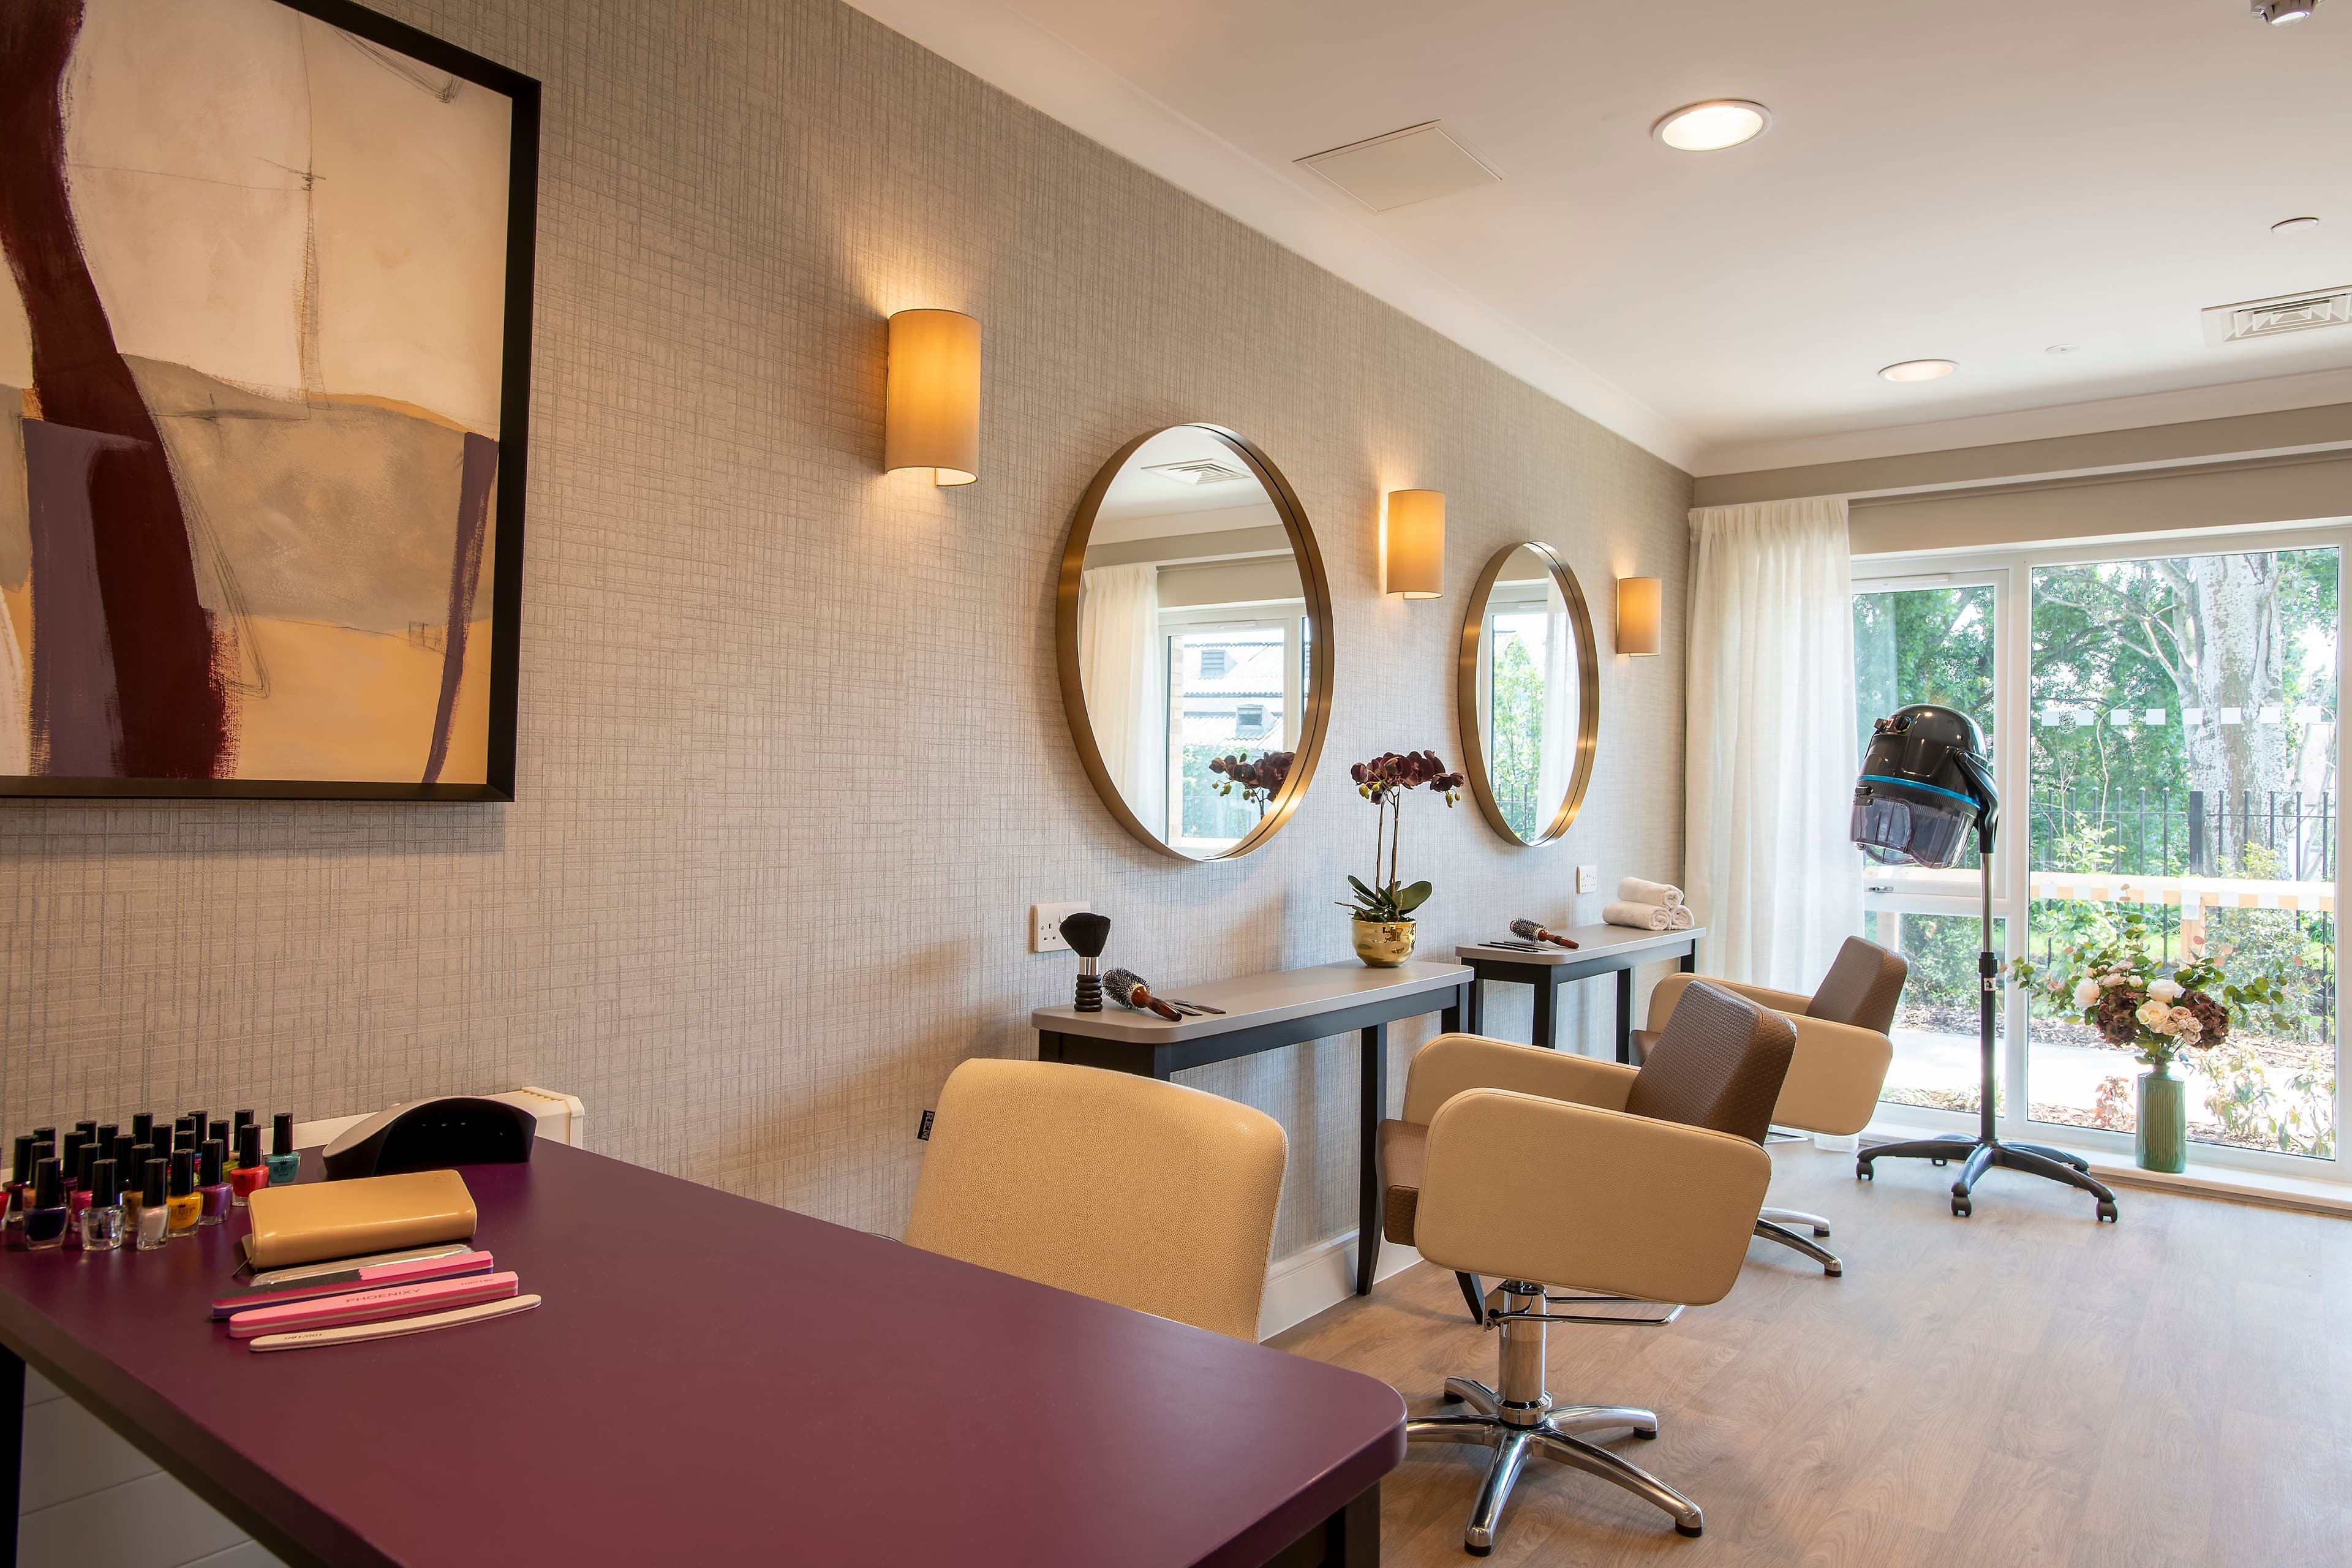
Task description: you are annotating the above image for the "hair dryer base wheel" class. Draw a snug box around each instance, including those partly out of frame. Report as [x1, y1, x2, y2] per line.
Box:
[1849, 705, 2119, 1223]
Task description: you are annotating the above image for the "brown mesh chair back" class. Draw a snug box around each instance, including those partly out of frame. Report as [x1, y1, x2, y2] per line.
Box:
[1806, 937, 1909, 1033]
[1623, 980, 1796, 1145]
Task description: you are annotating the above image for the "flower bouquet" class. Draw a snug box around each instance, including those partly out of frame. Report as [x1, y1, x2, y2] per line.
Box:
[1339, 750, 1463, 967]
[2029, 914, 2283, 1171]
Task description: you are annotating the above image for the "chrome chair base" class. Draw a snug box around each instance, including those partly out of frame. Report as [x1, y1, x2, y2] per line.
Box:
[1754, 1205, 1841, 1275]
[1408, 1284, 1704, 1555]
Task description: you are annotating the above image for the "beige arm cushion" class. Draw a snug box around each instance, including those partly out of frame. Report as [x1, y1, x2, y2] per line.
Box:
[1646, 971, 1814, 1031]
[1413, 1088, 1771, 1306]
[1772, 1016, 1895, 1137]
[1401, 1033, 1638, 1124]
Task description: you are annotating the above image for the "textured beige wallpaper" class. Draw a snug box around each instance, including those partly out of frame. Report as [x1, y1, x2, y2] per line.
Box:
[0, 0, 1691, 1257]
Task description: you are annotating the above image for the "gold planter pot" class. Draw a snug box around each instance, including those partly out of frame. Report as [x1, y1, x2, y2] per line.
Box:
[1351, 919, 1417, 968]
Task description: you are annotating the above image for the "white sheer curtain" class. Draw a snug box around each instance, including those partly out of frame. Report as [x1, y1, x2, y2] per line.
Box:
[1077, 564, 1164, 833]
[1534, 575, 1575, 826]
[1684, 497, 1861, 991]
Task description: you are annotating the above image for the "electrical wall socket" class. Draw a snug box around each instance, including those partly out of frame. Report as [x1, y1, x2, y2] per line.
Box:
[1031, 901, 1091, 954]
[1576, 865, 1599, 894]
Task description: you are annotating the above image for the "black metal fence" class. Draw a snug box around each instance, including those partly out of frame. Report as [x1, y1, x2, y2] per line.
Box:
[2029, 788, 2336, 881]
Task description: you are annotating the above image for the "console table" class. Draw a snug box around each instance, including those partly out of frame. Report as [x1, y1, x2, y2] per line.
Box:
[1455, 924, 1705, 1061]
[1035, 960, 1472, 1296]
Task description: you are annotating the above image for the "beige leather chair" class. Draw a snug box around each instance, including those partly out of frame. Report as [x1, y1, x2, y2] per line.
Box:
[1379, 981, 1794, 1552]
[906, 1058, 1287, 1341]
[1632, 936, 1905, 1275]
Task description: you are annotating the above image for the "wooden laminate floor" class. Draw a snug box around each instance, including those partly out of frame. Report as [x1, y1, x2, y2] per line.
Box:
[1271, 1141, 2352, 1567]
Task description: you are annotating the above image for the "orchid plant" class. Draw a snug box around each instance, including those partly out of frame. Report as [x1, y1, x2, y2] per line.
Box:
[1339, 750, 1463, 924]
[1208, 751, 1295, 815]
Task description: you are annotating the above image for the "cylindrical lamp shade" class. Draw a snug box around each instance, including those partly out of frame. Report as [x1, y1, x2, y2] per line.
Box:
[1384, 490, 1445, 599]
[1616, 576, 1661, 655]
[884, 309, 981, 486]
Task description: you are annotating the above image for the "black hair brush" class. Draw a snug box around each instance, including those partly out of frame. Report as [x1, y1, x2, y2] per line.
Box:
[1060, 912, 1112, 1012]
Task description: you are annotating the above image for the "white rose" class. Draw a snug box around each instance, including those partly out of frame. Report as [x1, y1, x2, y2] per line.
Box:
[2136, 998, 2174, 1035]
[2149, 978, 2183, 1004]
[2073, 978, 2102, 1009]
[2100, 974, 2124, 989]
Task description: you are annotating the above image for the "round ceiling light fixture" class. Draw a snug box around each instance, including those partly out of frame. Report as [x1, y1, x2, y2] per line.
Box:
[2251, 1, 2321, 23]
[1879, 359, 1958, 383]
[2272, 215, 2321, 233]
[1652, 100, 1771, 152]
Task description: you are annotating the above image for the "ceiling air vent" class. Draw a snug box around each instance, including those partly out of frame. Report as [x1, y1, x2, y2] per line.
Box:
[1297, 121, 1502, 213]
[2201, 285, 2352, 345]
[1142, 458, 1253, 486]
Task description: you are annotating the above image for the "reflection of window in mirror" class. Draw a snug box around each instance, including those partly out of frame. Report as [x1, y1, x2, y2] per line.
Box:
[1477, 567, 1581, 842]
[1160, 608, 1307, 853]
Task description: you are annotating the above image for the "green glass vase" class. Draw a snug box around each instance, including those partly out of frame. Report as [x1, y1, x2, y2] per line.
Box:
[2135, 1062, 2187, 1174]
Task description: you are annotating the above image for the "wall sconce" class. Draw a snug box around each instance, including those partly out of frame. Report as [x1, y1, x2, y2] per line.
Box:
[1383, 489, 1445, 599]
[1616, 576, 1661, 656]
[883, 308, 980, 486]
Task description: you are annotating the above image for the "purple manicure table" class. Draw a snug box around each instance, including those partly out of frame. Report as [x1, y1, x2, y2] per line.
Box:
[1, 1142, 1403, 1567]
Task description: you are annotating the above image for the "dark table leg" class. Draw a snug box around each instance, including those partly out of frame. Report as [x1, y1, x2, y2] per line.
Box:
[1680, 941, 1698, 974]
[1441, 982, 1463, 1037]
[1465, 971, 1485, 1035]
[1356, 1022, 1387, 1295]
[3, 1343, 21, 1568]
[1532, 973, 1558, 1050]
[1261, 1480, 1379, 1567]
[1615, 967, 1634, 1065]
[1038, 1031, 1061, 1063]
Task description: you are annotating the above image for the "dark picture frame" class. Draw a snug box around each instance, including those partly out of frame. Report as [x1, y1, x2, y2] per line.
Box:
[0, 0, 538, 801]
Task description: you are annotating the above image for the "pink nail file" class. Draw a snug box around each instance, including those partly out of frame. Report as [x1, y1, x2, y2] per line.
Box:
[209, 1251, 496, 1320]
[228, 1270, 520, 1339]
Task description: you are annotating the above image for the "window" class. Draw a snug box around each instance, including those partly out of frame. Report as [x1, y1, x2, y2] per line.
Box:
[1159, 603, 1307, 853]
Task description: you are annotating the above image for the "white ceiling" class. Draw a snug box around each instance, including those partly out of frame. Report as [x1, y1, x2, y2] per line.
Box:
[851, 0, 2352, 475]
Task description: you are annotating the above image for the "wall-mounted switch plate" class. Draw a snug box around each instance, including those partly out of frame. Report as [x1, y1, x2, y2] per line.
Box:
[1576, 865, 1599, 894]
[1031, 902, 1091, 953]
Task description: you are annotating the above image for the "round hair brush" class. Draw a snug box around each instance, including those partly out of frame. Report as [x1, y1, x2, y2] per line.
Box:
[1102, 968, 1183, 1020]
[1060, 912, 1112, 1012]
[1510, 918, 1580, 949]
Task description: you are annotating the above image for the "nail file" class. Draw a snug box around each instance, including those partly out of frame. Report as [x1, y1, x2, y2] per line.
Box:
[229, 1271, 519, 1339]
[248, 1293, 541, 1353]
[248, 1242, 471, 1289]
[211, 1250, 496, 1319]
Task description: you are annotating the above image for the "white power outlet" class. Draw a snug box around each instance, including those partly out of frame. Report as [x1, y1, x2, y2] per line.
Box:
[1031, 902, 1092, 954]
[1576, 865, 1599, 894]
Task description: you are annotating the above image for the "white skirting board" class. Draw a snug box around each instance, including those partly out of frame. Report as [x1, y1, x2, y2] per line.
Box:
[1257, 1229, 1424, 1342]
[14, 1086, 581, 1568]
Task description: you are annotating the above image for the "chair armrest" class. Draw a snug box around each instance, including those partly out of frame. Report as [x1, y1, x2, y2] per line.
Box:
[1646, 972, 1813, 1031]
[1773, 1017, 1895, 1137]
[1414, 1089, 1771, 1307]
[1401, 1033, 1638, 1124]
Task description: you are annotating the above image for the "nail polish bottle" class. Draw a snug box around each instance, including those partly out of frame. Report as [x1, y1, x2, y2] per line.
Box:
[197, 1140, 231, 1226]
[130, 1112, 154, 1148]
[174, 1118, 197, 1156]
[32, 1125, 56, 1148]
[96, 1121, 118, 1153]
[23, 1158, 67, 1250]
[72, 1119, 98, 1149]
[59, 1131, 87, 1199]
[135, 1159, 170, 1251]
[184, 1109, 208, 1142]
[67, 1144, 99, 1246]
[207, 1120, 230, 1159]
[230, 1124, 268, 1207]
[232, 1109, 256, 1155]
[78, 1159, 124, 1252]
[4, 1135, 31, 1234]
[166, 1150, 200, 1238]
[112, 1134, 137, 1184]
[265, 1113, 301, 1188]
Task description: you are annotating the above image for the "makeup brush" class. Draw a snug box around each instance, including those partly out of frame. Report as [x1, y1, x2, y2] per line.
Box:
[1102, 968, 1183, 1021]
[1510, 918, 1580, 950]
[1060, 912, 1112, 1012]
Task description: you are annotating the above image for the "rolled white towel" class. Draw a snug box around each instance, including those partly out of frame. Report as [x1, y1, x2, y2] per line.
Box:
[1618, 877, 1684, 908]
[1667, 904, 1695, 931]
[1603, 900, 1673, 932]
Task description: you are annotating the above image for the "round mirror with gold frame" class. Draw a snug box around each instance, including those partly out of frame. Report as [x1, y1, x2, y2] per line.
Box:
[1457, 541, 1600, 847]
[1057, 425, 1335, 861]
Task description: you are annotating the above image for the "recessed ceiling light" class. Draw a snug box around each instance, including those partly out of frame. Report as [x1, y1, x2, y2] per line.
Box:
[2272, 215, 2321, 234]
[2251, 1, 2321, 24]
[2046, 344, 2081, 355]
[1879, 359, 1958, 383]
[1652, 100, 1771, 152]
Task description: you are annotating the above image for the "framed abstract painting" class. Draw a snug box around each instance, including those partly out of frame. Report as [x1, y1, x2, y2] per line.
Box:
[0, 0, 537, 799]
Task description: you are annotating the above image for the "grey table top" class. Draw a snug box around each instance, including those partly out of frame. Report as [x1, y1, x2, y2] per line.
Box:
[1033, 959, 1472, 1044]
[1455, 922, 1706, 967]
